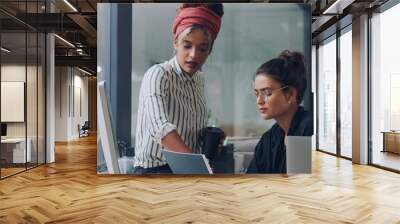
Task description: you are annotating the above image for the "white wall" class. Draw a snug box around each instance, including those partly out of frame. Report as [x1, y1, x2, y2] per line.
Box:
[55, 67, 89, 141]
[1, 65, 26, 81]
[72, 73, 89, 138]
[1, 65, 33, 137]
[55, 67, 68, 141]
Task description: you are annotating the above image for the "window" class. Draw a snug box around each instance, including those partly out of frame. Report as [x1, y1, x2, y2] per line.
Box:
[317, 35, 337, 155]
[370, 3, 400, 171]
[339, 27, 352, 158]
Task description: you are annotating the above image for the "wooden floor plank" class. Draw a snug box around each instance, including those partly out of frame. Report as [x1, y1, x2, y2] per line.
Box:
[0, 134, 399, 223]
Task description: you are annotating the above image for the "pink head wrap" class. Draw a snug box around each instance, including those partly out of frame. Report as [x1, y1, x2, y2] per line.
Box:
[172, 6, 221, 41]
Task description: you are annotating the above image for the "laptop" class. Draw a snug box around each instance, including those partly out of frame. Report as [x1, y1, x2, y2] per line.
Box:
[285, 136, 312, 174]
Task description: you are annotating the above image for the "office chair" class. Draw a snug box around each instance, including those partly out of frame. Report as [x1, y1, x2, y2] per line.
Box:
[79, 121, 90, 138]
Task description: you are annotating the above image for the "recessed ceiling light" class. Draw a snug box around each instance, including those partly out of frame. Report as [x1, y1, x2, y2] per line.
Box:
[54, 34, 75, 48]
[78, 67, 93, 76]
[63, 0, 78, 12]
[322, 0, 354, 15]
[1, 47, 11, 53]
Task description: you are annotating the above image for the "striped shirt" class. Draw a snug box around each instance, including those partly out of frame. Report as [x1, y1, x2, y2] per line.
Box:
[133, 56, 207, 168]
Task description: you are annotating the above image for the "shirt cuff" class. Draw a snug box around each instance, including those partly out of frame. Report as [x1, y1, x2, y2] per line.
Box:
[153, 123, 177, 145]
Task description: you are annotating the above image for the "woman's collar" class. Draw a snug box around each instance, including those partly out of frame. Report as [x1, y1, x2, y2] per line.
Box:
[170, 56, 200, 82]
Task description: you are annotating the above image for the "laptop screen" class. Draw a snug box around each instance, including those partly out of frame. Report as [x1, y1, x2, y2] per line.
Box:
[285, 136, 312, 174]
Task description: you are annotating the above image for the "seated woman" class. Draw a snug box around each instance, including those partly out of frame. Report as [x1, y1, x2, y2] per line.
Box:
[246, 50, 313, 174]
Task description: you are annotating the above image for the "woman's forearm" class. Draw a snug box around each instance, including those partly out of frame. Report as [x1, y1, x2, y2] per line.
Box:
[161, 130, 192, 153]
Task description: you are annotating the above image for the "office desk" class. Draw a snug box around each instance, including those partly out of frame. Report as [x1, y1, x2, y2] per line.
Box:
[1, 138, 32, 164]
[382, 131, 400, 154]
[111, 138, 258, 175]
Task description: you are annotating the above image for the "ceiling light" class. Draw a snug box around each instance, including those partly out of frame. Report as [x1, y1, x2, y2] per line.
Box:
[1, 47, 11, 53]
[63, 0, 78, 12]
[322, 0, 354, 15]
[78, 67, 93, 76]
[54, 34, 75, 48]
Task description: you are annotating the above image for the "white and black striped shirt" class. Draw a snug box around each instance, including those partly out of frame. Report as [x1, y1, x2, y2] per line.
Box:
[134, 56, 207, 168]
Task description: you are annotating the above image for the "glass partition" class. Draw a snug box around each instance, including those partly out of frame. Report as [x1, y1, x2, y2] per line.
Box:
[0, 1, 46, 179]
[1, 31, 28, 177]
[38, 32, 46, 165]
[130, 4, 312, 139]
[27, 31, 38, 169]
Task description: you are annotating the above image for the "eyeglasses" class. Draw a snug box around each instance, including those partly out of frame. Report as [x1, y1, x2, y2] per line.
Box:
[254, 85, 289, 101]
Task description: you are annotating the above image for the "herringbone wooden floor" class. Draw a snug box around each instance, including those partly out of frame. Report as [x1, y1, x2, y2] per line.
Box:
[1, 135, 400, 224]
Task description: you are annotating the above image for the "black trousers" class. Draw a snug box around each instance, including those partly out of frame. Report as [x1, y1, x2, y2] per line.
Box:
[132, 164, 173, 174]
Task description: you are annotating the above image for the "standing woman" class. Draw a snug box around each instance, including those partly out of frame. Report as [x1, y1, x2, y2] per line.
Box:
[133, 4, 224, 174]
[247, 50, 313, 174]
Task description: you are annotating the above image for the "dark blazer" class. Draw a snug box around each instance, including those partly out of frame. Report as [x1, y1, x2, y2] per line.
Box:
[246, 106, 313, 174]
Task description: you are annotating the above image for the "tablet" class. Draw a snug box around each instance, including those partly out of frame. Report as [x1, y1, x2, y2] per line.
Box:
[163, 150, 213, 174]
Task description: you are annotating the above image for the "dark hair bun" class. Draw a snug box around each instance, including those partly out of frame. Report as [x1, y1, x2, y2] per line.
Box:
[256, 50, 307, 103]
[279, 50, 304, 67]
[179, 3, 224, 18]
